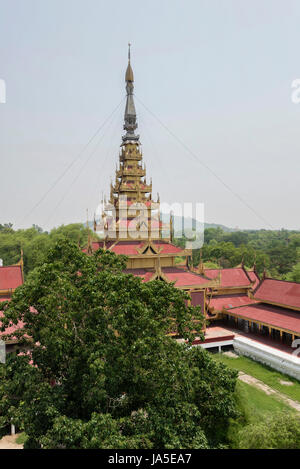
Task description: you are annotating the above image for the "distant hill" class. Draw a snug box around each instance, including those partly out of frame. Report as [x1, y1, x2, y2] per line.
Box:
[161, 215, 235, 235]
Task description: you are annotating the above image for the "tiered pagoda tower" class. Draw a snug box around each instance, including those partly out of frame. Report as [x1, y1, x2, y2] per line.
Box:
[106, 45, 161, 241]
[86, 46, 221, 316]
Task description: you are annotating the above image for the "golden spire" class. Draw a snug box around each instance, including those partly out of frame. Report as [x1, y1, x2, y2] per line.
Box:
[125, 43, 134, 82]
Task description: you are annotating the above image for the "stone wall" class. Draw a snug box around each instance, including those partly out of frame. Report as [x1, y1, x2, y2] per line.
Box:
[233, 336, 300, 381]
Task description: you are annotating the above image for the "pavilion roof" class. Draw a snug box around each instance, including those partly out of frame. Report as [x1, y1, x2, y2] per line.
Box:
[125, 266, 212, 288]
[204, 267, 252, 288]
[84, 240, 184, 256]
[227, 303, 300, 335]
[162, 267, 210, 287]
[254, 278, 300, 310]
[0, 265, 23, 292]
[208, 294, 257, 311]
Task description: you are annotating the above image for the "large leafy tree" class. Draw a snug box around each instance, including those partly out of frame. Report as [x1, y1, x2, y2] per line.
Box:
[0, 239, 237, 448]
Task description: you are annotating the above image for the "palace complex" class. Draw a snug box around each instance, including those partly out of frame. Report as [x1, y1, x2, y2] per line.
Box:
[83, 48, 300, 363]
[0, 48, 300, 378]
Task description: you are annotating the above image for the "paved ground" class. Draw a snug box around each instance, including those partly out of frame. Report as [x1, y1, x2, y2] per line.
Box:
[217, 323, 295, 355]
[0, 434, 23, 450]
[238, 371, 300, 412]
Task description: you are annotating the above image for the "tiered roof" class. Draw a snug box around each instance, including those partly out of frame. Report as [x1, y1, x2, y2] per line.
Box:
[204, 267, 252, 288]
[208, 294, 257, 311]
[0, 265, 23, 293]
[84, 240, 184, 256]
[227, 303, 300, 336]
[254, 278, 300, 311]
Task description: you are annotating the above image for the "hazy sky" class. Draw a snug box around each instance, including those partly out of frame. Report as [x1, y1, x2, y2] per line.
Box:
[1, 0, 300, 231]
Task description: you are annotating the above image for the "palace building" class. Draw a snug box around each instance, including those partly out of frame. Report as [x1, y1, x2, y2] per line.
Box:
[85, 48, 300, 375]
[1, 48, 299, 379]
[83, 46, 222, 319]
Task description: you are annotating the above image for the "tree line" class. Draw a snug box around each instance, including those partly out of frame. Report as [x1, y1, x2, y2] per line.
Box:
[176, 226, 300, 281]
[0, 223, 300, 282]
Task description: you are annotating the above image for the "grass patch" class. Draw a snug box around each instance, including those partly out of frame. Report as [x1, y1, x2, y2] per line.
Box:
[214, 353, 300, 401]
[227, 379, 296, 448]
[15, 432, 27, 445]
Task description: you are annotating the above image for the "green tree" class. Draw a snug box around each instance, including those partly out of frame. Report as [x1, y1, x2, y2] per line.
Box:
[285, 262, 300, 282]
[0, 223, 94, 276]
[0, 239, 237, 449]
[237, 412, 300, 449]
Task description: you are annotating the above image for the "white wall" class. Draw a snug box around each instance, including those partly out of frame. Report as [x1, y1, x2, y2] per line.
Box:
[233, 336, 300, 381]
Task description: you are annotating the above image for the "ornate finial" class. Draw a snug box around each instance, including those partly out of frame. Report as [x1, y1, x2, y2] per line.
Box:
[128, 42, 131, 63]
[125, 44, 134, 83]
[123, 44, 138, 141]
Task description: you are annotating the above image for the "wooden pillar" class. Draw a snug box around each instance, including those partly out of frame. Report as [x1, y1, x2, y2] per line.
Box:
[280, 330, 283, 342]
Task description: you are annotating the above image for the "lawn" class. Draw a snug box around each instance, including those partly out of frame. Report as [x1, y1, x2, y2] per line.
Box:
[213, 352, 300, 401]
[227, 379, 297, 448]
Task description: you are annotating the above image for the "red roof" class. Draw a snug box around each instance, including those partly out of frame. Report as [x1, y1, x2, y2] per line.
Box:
[124, 266, 209, 288]
[111, 241, 142, 255]
[124, 268, 154, 282]
[209, 294, 257, 311]
[84, 240, 184, 256]
[204, 268, 251, 288]
[229, 303, 300, 335]
[162, 267, 210, 287]
[255, 278, 300, 310]
[0, 265, 23, 291]
[247, 270, 260, 289]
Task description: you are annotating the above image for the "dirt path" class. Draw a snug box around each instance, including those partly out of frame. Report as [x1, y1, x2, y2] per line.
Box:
[0, 434, 23, 450]
[238, 372, 300, 412]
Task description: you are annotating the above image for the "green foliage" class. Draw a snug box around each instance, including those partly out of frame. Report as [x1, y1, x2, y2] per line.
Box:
[227, 381, 298, 449]
[285, 262, 300, 282]
[237, 412, 300, 449]
[175, 226, 300, 278]
[0, 223, 95, 276]
[214, 353, 300, 403]
[0, 239, 237, 449]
